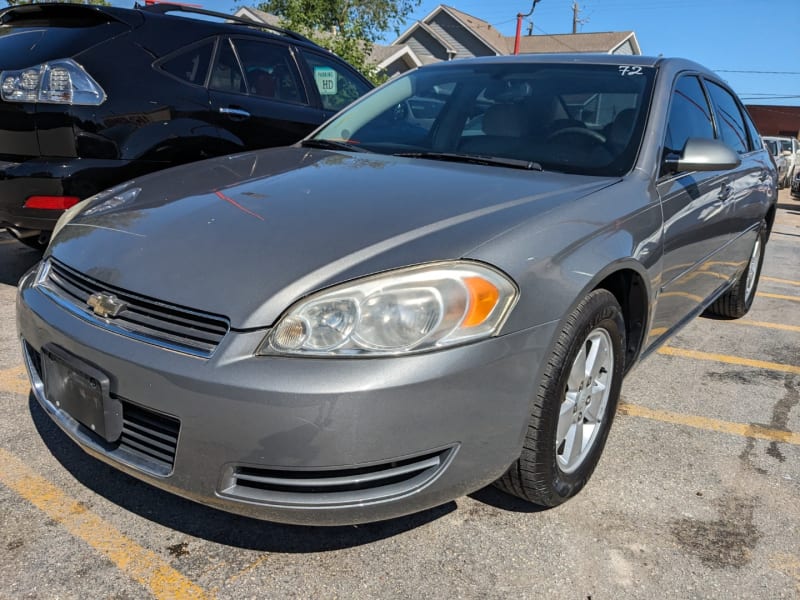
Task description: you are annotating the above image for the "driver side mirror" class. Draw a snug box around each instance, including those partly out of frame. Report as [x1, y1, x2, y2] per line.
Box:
[663, 137, 741, 174]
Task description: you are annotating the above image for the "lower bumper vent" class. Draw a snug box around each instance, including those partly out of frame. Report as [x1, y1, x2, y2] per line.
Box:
[118, 402, 180, 474]
[221, 448, 455, 507]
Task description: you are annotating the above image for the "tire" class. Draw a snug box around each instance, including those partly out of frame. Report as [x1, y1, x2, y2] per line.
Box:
[705, 221, 766, 319]
[494, 289, 625, 507]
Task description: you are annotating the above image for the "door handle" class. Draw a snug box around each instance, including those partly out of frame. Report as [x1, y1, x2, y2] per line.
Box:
[718, 182, 734, 202]
[219, 107, 251, 119]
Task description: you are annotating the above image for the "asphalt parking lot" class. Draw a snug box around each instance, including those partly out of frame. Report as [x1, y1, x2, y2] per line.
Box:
[1, 189, 798, 599]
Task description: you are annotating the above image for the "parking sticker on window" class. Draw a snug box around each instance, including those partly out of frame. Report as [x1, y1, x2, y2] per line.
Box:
[618, 65, 643, 76]
[314, 67, 338, 95]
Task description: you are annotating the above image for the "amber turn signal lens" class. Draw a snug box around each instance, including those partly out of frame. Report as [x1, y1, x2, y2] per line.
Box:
[463, 277, 500, 327]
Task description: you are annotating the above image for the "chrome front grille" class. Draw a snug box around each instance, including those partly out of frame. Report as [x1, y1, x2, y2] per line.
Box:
[40, 259, 229, 357]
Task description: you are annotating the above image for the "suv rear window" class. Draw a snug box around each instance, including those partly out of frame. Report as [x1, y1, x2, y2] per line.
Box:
[158, 40, 214, 86]
[0, 20, 129, 70]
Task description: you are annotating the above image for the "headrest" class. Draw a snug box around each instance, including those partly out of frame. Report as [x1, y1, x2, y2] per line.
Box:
[482, 104, 529, 137]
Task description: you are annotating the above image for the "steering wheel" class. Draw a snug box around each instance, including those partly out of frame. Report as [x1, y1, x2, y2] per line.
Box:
[547, 127, 607, 143]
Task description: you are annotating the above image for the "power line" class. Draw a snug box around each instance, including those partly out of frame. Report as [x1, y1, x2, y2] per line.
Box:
[716, 70, 800, 75]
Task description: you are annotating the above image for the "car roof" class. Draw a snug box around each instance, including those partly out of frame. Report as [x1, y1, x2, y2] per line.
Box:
[420, 53, 718, 78]
[0, 2, 326, 54]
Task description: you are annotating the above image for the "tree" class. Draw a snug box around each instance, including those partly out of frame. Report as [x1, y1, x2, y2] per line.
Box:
[5, 0, 109, 5]
[256, 0, 420, 82]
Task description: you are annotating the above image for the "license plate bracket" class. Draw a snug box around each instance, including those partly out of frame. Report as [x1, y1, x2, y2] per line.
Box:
[41, 344, 123, 443]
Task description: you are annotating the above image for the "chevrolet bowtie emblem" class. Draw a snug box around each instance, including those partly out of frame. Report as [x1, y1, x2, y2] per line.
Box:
[87, 292, 127, 318]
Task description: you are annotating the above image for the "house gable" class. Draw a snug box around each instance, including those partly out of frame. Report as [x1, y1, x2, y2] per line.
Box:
[401, 21, 454, 63]
[426, 10, 498, 58]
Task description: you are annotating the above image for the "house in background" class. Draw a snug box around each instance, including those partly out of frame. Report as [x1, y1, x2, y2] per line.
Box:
[372, 5, 640, 76]
[236, 4, 641, 78]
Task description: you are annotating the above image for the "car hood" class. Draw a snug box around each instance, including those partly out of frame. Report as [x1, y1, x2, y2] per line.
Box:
[49, 147, 618, 329]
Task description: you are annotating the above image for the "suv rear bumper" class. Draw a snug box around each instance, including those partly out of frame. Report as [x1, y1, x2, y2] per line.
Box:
[0, 157, 162, 232]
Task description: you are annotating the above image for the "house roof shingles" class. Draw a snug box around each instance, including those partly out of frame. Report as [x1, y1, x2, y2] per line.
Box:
[440, 5, 509, 54]
[515, 31, 637, 54]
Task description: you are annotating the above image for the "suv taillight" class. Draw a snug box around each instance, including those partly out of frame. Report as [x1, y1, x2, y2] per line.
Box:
[1, 59, 105, 106]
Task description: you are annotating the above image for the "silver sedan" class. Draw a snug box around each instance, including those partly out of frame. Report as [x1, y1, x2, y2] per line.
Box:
[17, 55, 776, 525]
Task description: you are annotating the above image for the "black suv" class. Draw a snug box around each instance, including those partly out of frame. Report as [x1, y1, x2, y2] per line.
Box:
[0, 2, 372, 248]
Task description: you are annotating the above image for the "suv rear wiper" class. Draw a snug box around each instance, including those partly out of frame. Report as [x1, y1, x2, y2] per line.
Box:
[394, 151, 543, 171]
[301, 139, 367, 153]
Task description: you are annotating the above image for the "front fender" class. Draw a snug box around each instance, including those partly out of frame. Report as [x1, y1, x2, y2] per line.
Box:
[469, 178, 663, 338]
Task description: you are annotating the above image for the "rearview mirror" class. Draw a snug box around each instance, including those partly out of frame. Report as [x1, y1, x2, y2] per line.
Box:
[663, 138, 741, 173]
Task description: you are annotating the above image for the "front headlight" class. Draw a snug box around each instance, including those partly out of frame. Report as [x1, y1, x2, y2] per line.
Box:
[259, 261, 518, 357]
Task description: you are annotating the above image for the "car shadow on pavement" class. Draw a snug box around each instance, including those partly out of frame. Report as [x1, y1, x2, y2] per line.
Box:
[28, 394, 456, 549]
[775, 202, 800, 216]
[0, 241, 41, 286]
[468, 486, 548, 514]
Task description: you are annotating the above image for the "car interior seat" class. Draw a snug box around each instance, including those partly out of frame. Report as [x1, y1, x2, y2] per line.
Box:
[458, 103, 531, 158]
[605, 108, 636, 151]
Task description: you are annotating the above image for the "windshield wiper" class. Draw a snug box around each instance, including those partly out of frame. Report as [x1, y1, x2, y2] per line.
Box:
[301, 139, 367, 152]
[394, 151, 543, 171]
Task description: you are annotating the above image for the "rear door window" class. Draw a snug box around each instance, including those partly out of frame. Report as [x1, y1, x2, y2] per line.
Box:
[209, 38, 246, 94]
[230, 38, 307, 104]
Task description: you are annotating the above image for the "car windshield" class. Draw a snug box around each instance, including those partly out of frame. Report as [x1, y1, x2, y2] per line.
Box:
[313, 62, 656, 177]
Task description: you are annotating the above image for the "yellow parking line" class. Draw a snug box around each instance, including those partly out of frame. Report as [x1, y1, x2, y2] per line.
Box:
[757, 292, 800, 303]
[658, 346, 800, 375]
[762, 276, 800, 287]
[618, 403, 800, 446]
[0, 365, 29, 396]
[0, 447, 211, 599]
[770, 553, 800, 594]
[649, 319, 799, 339]
[736, 320, 800, 334]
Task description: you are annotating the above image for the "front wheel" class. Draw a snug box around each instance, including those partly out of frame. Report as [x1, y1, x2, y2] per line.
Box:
[494, 289, 625, 507]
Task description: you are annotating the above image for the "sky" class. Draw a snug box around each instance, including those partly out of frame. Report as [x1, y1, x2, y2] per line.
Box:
[118, 0, 800, 106]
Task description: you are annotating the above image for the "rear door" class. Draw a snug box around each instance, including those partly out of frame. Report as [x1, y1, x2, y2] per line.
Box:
[703, 79, 773, 260]
[207, 36, 322, 153]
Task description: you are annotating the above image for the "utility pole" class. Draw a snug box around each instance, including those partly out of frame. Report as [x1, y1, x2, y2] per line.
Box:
[514, 0, 542, 55]
[572, 1, 588, 33]
[572, 1, 579, 34]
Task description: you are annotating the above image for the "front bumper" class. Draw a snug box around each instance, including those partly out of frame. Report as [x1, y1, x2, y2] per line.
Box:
[17, 267, 558, 525]
[0, 157, 161, 232]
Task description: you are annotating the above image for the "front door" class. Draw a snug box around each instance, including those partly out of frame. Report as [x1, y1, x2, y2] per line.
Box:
[650, 75, 740, 341]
